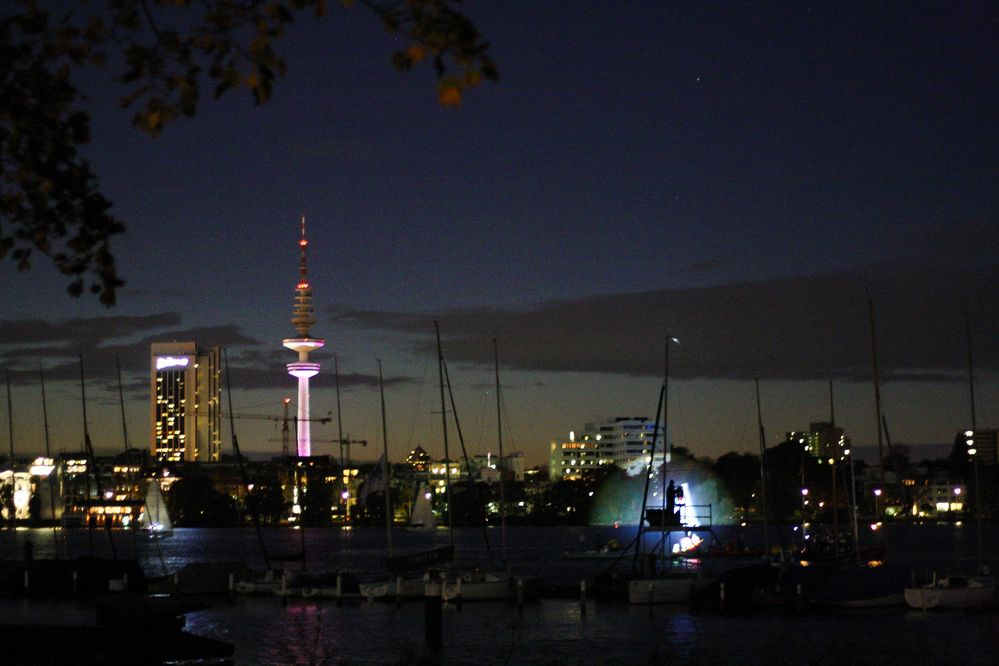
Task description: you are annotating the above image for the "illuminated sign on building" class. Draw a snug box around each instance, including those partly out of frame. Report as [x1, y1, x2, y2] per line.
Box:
[156, 356, 191, 370]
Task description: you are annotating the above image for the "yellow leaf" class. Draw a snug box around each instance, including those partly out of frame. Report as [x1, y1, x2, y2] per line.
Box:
[406, 44, 426, 64]
[437, 85, 462, 107]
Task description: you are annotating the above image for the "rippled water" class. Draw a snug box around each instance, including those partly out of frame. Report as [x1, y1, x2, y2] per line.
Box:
[5, 523, 998, 664]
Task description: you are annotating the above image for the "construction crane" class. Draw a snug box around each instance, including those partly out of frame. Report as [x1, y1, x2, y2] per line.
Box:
[227, 398, 333, 458]
[330, 437, 367, 468]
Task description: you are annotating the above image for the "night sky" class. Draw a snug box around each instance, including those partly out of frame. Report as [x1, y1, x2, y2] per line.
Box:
[1, 2, 997, 467]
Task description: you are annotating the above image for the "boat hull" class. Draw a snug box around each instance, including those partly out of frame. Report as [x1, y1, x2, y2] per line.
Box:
[904, 576, 995, 610]
[359, 571, 538, 602]
[628, 573, 701, 604]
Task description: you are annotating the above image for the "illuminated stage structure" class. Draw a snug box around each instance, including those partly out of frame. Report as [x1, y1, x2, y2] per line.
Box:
[283, 217, 325, 458]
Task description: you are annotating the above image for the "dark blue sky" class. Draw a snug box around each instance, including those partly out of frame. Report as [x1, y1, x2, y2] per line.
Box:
[2, 2, 997, 466]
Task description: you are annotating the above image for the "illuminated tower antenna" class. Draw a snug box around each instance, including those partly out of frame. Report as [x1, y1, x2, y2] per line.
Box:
[282, 215, 325, 457]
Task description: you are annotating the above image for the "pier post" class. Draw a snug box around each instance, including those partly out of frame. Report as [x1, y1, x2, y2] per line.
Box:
[795, 583, 803, 614]
[23, 570, 29, 592]
[579, 580, 587, 615]
[72, 571, 78, 597]
[424, 573, 443, 650]
[395, 575, 402, 607]
[648, 580, 654, 616]
[719, 582, 726, 612]
[454, 577, 462, 610]
[228, 573, 235, 596]
[517, 578, 524, 614]
[336, 574, 343, 607]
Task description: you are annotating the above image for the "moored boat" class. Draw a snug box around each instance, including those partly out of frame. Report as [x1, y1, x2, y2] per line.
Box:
[904, 574, 995, 610]
[628, 569, 705, 604]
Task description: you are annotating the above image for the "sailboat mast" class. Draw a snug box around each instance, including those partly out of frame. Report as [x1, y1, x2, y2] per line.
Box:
[867, 298, 889, 552]
[965, 310, 977, 429]
[868, 300, 886, 480]
[5, 369, 12, 460]
[222, 348, 270, 570]
[493, 339, 507, 565]
[378, 359, 393, 558]
[755, 377, 770, 556]
[434, 321, 454, 546]
[40, 365, 59, 556]
[5, 370, 16, 544]
[832, 380, 861, 560]
[115, 358, 130, 452]
[80, 355, 117, 559]
[334, 354, 344, 469]
[964, 310, 984, 569]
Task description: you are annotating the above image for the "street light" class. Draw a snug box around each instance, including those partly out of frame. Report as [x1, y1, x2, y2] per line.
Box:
[874, 488, 882, 518]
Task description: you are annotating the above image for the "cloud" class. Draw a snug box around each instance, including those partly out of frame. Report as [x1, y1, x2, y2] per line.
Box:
[0, 313, 182, 346]
[334, 260, 998, 383]
[0, 315, 263, 385]
[678, 257, 730, 274]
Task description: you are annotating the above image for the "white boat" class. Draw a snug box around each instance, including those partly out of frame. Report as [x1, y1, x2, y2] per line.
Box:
[233, 569, 287, 596]
[408, 483, 435, 531]
[442, 569, 538, 602]
[904, 574, 995, 610]
[138, 480, 173, 537]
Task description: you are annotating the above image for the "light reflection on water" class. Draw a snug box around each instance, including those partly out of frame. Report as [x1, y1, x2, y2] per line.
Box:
[6, 524, 999, 664]
[180, 596, 999, 665]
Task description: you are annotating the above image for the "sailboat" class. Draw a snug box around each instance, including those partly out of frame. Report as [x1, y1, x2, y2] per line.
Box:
[436, 337, 540, 602]
[359, 330, 536, 602]
[358, 357, 453, 601]
[904, 311, 995, 610]
[138, 480, 173, 537]
[627, 337, 715, 605]
[408, 483, 435, 530]
[785, 301, 909, 610]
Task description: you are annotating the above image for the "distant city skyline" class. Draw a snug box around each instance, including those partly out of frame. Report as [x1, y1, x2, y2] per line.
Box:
[1, 2, 997, 466]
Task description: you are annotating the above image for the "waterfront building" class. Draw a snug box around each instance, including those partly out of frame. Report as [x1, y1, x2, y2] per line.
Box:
[788, 422, 851, 463]
[910, 479, 967, 518]
[405, 446, 432, 472]
[282, 216, 325, 458]
[150, 342, 222, 462]
[549, 416, 666, 480]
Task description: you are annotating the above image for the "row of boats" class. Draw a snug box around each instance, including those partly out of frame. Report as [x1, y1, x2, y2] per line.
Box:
[232, 565, 538, 602]
[619, 548, 996, 612]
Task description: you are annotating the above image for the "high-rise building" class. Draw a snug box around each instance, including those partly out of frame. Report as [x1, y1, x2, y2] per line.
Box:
[283, 216, 325, 457]
[550, 416, 666, 479]
[789, 422, 851, 462]
[150, 342, 221, 462]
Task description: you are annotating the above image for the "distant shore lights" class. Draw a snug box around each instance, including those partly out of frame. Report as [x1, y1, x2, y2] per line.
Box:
[282, 215, 325, 457]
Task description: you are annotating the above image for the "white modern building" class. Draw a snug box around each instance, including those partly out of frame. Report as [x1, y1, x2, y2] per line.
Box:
[549, 416, 667, 480]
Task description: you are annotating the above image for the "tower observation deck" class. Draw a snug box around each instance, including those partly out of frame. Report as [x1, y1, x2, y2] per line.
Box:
[282, 216, 325, 457]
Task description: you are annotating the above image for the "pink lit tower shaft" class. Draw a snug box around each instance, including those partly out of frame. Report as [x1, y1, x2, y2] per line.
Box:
[283, 216, 325, 457]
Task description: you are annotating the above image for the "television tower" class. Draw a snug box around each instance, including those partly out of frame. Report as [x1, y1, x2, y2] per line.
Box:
[283, 216, 325, 457]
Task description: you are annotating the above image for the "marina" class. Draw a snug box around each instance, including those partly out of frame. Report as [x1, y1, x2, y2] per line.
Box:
[2, 522, 997, 663]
